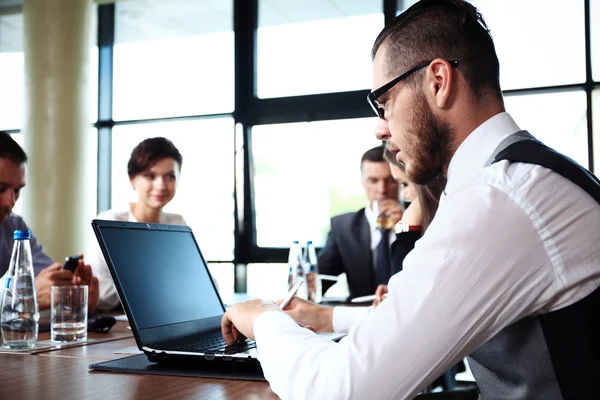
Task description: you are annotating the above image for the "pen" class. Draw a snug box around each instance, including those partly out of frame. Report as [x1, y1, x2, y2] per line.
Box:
[350, 293, 388, 303]
[279, 280, 304, 309]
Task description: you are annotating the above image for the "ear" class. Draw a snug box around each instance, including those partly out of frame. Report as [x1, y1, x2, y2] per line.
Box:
[426, 59, 454, 109]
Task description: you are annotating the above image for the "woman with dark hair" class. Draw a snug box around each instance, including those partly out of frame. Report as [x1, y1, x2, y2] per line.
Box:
[90, 137, 186, 311]
[375, 147, 447, 304]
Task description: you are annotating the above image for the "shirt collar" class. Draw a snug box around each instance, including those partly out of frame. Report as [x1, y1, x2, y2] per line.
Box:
[445, 112, 521, 195]
[364, 203, 377, 232]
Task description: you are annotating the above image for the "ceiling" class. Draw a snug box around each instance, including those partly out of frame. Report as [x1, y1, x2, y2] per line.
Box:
[1, 0, 382, 51]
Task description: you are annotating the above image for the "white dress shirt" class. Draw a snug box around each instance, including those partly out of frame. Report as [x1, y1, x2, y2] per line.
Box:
[253, 112, 600, 399]
[89, 204, 186, 311]
[364, 204, 397, 270]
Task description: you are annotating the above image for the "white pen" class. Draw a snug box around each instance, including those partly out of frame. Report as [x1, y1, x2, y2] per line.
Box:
[350, 293, 388, 304]
[279, 280, 304, 309]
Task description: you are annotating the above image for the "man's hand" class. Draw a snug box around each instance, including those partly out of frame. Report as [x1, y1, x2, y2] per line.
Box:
[35, 263, 74, 310]
[34, 255, 99, 312]
[276, 296, 334, 333]
[72, 256, 99, 313]
[378, 199, 404, 226]
[372, 284, 388, 307]
[221, 299, 281, 345]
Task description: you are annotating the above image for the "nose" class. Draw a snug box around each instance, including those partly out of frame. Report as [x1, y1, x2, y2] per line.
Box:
[154, 177, 166, 190]
[376, 179, 386, 195]
[375, 118, 390, 141]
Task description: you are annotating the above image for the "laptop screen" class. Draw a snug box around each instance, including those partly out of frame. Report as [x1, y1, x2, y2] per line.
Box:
[97, 225, 224, 330]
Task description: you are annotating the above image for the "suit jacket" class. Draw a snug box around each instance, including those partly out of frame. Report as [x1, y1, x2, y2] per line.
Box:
[318, 209, 375, 299]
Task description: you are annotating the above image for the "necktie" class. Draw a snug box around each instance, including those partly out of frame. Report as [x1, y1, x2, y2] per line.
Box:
[375, 228, 391, 286]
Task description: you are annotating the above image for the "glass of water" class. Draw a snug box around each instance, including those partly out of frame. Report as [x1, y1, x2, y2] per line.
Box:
[50, 286, 88, 342]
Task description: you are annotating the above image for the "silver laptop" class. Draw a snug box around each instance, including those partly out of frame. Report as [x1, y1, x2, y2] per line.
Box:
[91, 219, 258, 364]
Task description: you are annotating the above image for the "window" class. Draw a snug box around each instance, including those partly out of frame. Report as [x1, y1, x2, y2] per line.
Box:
[472, 0, 586, 90]
[113, 1, 234, 121]
[110, 118, 235, 261]
[593, 0, 600, 81]
[7, 133, 24, 216]
[246, 263, 288, 300]
[505, 91, 588, 168]
[0, 13, 24, 130]
[252, 117, 380, 248]
[208, 263, 235, 305]
[257, 0, 383, 98]
[594, 90, 600, 173]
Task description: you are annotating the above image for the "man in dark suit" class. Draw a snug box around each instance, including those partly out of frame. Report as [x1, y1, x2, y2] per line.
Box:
[318, 145, 401, 299]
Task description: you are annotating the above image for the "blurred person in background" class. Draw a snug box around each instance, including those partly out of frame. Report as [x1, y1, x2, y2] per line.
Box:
[90, 137, 186, 311]
[0, 131, 99, 312]
[317, 145, 401, 299]
[373, 146, 446, 305]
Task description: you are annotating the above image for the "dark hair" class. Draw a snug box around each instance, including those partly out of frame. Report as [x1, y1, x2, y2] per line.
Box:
[383, 143, 446, 232]
[416, 175, 446, 233]
[360, 145, 386, 170]
[371, 0, 502, 100]
[0, 131, 27, 164]
[127, 137, 183, 179]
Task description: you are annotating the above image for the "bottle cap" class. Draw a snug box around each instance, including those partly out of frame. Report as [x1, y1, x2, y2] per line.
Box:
[13, 230, 31, 240]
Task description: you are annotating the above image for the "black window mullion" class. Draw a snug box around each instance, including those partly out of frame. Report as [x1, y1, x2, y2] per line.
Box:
[233, 0, 258, 291]
[96, 3, 115, 213]
[584, 0, 594, 173]
[384, 0, 397, 25]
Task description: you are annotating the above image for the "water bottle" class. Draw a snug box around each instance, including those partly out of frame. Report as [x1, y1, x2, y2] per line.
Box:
[305, 241, 322, 303]
[287, 241, 308, 299]
[1, 230, 39, 349]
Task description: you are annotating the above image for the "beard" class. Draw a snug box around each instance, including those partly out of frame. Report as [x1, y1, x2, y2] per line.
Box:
[403, 91, 453, 185]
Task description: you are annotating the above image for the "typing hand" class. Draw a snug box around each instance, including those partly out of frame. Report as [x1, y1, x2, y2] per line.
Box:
[372, 284, 388, 307]
[221, 299, 281, 345]
[276, 296, 334, 333]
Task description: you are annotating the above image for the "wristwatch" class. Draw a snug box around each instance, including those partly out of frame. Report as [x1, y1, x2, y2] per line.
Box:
[395, 221, 422, 234]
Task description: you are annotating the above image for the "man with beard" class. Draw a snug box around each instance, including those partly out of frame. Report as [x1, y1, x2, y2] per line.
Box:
[0, 131, 99, 311]
[219, 1, 600, 398]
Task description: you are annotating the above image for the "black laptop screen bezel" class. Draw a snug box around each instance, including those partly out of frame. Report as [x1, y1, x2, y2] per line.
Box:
[91, 219, 226, 348]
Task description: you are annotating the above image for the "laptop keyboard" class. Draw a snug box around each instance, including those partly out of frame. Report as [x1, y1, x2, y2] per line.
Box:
[169, 336, 257, 355]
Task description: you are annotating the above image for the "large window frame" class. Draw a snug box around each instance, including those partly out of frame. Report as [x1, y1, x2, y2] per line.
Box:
[3, 0, 594, 292]
[94, 0, 599, 292]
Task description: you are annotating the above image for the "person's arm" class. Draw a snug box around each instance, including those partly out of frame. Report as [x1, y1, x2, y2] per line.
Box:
[244, 183, 560, 399]
[390, 231, 420, 274]
[317, 224, 345, 294]
[89, 241, 121, 311]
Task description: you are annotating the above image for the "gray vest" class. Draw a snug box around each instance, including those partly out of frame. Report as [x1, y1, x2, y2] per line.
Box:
[467, 131, 600, 399]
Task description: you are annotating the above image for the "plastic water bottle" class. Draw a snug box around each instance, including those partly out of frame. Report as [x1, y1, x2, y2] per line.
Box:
[287, 241, 308, 300]
[305, 241, 322, 303]
[1, 230, 39, 349]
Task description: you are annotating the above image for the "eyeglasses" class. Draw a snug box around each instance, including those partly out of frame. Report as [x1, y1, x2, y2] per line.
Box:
[367, 60, 459, 119]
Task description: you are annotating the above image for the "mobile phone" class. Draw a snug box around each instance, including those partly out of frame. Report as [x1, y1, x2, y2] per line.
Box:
[62, 254, 81, 272]
[87, 316, 116, 333]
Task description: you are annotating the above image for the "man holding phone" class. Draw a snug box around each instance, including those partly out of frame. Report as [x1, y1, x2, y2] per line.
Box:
[0, 131, 99, 311]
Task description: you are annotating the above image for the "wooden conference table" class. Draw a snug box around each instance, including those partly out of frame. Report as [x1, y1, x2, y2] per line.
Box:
[0, 320, 278, 400]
